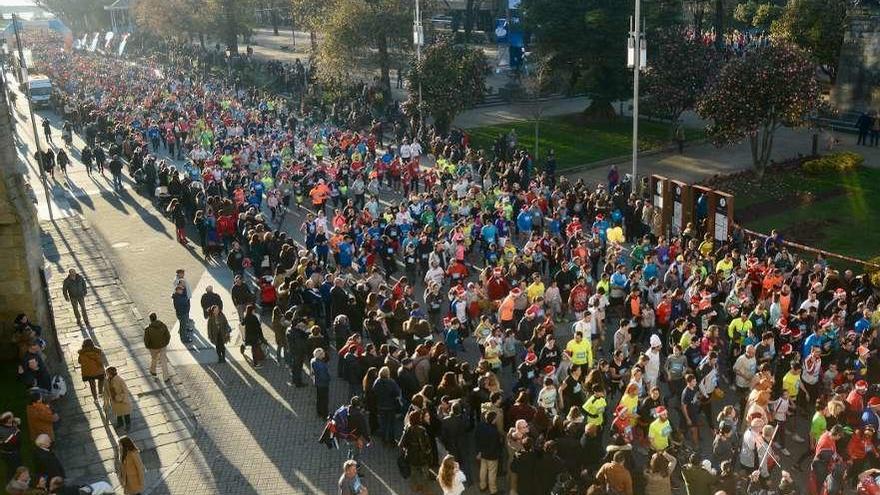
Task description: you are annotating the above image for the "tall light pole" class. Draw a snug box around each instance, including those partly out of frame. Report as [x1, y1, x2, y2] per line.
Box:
[627, 0, 646, 194]
[413, 0, 424, 136]
[12, 13, 51, 217]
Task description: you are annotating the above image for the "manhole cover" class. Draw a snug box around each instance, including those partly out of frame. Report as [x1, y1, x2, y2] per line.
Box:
[111, 242, 130, 249]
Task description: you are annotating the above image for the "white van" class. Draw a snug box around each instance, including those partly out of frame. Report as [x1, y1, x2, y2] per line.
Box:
[27, 76, 53, 109]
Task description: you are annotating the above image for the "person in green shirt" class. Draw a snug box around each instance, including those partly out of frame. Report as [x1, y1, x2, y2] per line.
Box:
[648, 407, 673, 452]
[582, 385, 607, 427]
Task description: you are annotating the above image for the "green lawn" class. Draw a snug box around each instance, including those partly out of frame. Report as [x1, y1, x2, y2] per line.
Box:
[721, 167, 880, 261]
[468, 114, 702, 170]
[0, 365, 33, 481]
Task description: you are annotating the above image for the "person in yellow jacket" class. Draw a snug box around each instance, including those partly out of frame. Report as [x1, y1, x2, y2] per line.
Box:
[526, 273, 545, 303]
[565, 330, 593, 368]
[582, 385, 607, 427]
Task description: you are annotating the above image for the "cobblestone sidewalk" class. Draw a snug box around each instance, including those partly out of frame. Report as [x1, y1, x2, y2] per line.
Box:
[41, 216, 198, 491]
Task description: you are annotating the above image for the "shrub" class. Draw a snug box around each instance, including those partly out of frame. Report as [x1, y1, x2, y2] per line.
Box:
[802, 151, 864, 174]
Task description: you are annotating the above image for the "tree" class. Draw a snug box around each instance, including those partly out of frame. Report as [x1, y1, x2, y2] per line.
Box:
[697, 43, 820, 178]
[733, 1, 782, 29]
[134, 0, 213, 40]
[770, 0, 847, 84]
[407, 36, 487, 134]
[315, 0, 411, 95]
[35, 0, 109, 30]
[290, 0, 328, 51]
[643, 30, 719, 130]
[520, 0, 631, 119]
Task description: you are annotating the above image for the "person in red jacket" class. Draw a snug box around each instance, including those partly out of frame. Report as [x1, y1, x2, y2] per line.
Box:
[848, 425, 879, 477]
[486, 267, 510, 302]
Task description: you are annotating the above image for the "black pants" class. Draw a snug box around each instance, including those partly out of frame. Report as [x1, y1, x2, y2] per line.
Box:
[290, 353, 304, 385]
[216, 342, 226, 363]
[116, 414, 131, 429]
[316, 385, 329, 419]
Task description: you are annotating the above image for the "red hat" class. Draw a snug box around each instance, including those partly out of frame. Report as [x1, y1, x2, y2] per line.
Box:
[655, 406, 668, 416]
[777, 318, 788, 328]
[526, 306, 538, 317]
[789, 328, 802, 341]
[780, 343, 793, 355]
[511, 288, 522, 296]
[525, 352, 537, 364]
[869, 397, 880, 408]
[780, 326, 791, 337]
[856, 380, 869, 391]
[596, 213, 604, 220]
[455, 286, 466, 296]
[543, 365, 556, 376]
[493, 267, 504, 276]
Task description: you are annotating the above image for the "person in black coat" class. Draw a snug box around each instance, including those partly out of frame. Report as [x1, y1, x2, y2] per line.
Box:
[474, 410, 503, 494]
[397, 358, 421, 400]
[34, 435, 65, 483]
[287, 322, 309, 387]
[440, 401, 472, 480]
[511, 438, 543, 495]
[372, 367, 402, 444]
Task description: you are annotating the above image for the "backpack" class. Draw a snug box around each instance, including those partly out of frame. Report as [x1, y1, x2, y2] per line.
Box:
[331, 406, 353, 439]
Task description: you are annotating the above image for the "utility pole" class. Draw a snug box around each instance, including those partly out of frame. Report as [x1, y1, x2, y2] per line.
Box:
[413, 0, 424, 136]
[12, 13, 51, 217]
[627, 0, 646, 194]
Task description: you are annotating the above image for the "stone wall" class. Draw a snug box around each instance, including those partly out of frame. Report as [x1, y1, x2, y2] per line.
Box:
[0, 93, 50, 361]
[833, 8, 880, 112]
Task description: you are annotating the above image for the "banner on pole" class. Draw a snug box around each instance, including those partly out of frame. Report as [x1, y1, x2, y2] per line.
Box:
[118, 33, 130, 56]
[88, 32, 100, 51]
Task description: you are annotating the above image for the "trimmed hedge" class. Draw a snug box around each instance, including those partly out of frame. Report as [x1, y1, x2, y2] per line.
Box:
[803, 151, 864, 174]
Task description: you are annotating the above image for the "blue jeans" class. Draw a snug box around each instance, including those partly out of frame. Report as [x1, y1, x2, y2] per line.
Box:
[378, 410, 396, 443]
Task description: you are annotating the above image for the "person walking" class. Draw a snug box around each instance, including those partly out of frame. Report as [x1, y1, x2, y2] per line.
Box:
[77, 339, 105, 400]
[595, 450, 634, 495]
[338, 459, 367, 495]
[310, 348, 331, 419]
[231, 275, 254, 342]
[118, 436, 145, 495]
[0, 412, 22, 481]
[104, 367, 133, 432]
[109, 154, 124, 191]
[144, 313, 171, 383]
[172, 283, 192, 344]
[857, 112, 872, 145]
[61, 269, 90, 327]
[206, 305, 231, 363]
[242, 304, 267, 368]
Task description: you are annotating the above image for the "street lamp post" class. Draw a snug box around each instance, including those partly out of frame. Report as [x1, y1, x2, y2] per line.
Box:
[413, 0, 424, 136]
[627, 0, 646, 194]
[11, 13, 51, 216]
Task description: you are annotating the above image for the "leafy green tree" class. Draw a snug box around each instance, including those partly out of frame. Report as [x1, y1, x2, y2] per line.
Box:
[733, 1, 782, 29]
[520, 0, 631, 119]
[770, 0, 847, 83]
[697, 43, 820, 178]
[407, 36, 488, 134]
[290, 0, 330, 50]
[643, 29, 719, 129]
[35, 0, 109, 30]
[315, 0, 411, 96]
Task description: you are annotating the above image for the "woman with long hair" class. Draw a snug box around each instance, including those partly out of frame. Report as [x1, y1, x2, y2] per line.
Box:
[118, 436, 144, 495]
[437, 454, 466, 495]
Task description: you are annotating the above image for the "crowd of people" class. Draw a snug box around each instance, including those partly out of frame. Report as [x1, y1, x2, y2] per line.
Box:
[5, 30, 880, 495]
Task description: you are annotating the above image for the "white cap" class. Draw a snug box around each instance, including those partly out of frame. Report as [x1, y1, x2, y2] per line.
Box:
[650, 334, 661, 348]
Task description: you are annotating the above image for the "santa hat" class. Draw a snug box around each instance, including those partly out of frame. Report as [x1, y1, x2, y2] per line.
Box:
[655, 406, 667, 416]
[525, 352, 537, 364]
[856, 380, 869, 392]
[526, 306, 539, 317]
[543, 365, 556, 376]
[869, 397, 880, 408]
[511, 288, 522, 296]
[780, 343, 793, 355]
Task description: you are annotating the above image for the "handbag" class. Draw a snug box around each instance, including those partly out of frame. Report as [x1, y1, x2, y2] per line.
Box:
[396, 452, 411, 479]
